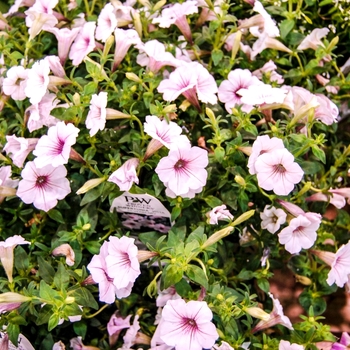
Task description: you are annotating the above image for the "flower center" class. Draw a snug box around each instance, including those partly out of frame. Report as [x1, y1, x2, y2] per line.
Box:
[36, 175, 48, 188]
[175, 159, 186, 169]
[187, 319, 196, 326]
[274, 164, 286, 173]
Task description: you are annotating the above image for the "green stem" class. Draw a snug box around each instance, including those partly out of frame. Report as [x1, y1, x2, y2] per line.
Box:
[85, 304, 109, 319]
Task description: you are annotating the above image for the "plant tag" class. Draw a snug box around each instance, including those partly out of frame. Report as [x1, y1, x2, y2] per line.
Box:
[0, 332, 35, 350]
[111, 192, 172, 233]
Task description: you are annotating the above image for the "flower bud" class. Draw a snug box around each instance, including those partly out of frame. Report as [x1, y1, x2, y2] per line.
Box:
[76, 178, 106, 195]
[294, 274, 312, 286]
[126, 72, 142, 83]
[0, 292, 31, 304]
[72, 92, 81, 106]
[153, 0, 166, 11]
[137, 250, 158, 263]
[231, 30, 242, 60]
[246, 307, 270, 321]
[231, 210, 255, 227]
[202, 227, 234, 249]
[235, 175, 246, 187]
[205, 107, 216, 125]
[237, 146, 252, 156]
[106, 108, 131, 120]
[133, 11, 142, 38]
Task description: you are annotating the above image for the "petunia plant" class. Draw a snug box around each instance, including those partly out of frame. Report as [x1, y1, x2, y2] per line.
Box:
[0, 0, 350, 349]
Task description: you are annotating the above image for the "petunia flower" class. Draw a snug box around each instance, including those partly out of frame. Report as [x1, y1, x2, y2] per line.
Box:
[16, 161, 71, 212]
[46, 27, 81, 65]
[312, 241, 350, 287]
[297, 28, 329, 51]
[158, 62, 217, 111]
[255, 148, 304, 196]
[152, 1, 198, 43]
[107, 313, 132, 347]
[113, 28, 140, 71]
[158, 299, 219, 350]
[3, 135, 39, 168]
[25, 92, 60, 132]
[25, 10, 58, 41]
[314, 94, 339, 125]
[95, 3, 118, 42]
[206, 205, 234, 225]
[0, 166, 19, 203]
[278, 214, 319, 254]
[108, 158, 140, 191]
[24, 59, 50, 104]
[252, 293, 293, 333]
[252, 60, 284, 84]
[85, 92, 108, 136]
[238, 84, 287, 106]
[105, 236, 141, 290]
[33, 121, 80, 168]
[279, 340, 304, 350]
[155, 144, 208, 198]
[330, 332, 350, 350]
[136, 40, 179, 73]
[260, 205, 287, 234]
[143, 115, 190, 159]
[247, 135, 285, 175]
[69, 21, 96, 66]
[218, 69, 264, 114]
[70, 336, 99, 350]
[2, 66, 28, 101]
[0, 235, 30, 283]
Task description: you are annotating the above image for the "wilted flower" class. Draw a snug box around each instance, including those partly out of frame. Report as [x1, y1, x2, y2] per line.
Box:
[108, 158, 140, 191]
[297, 27, 329, 51]
[206, 205, 234, 225]
[52, 244, 75, 266]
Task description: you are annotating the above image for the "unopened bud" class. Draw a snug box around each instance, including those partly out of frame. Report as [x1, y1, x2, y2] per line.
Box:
[52, 244, 75, 266]
[132, 11, 142, 38]
[153, 0, 166, 11]
[82, 223, 91, 231]
[235, 175, 246, 187]
[72, 93, 81, 106]
[0, 292, 31, 304]
[126, 72, 142, 83]
[246, 307, 270, 321]
[163, 104, 177, 114]
[231, 210, 255, 227]
[231, 30, 242, 60]
[64, 296, 75, 304]
[202, 226, 234, 250]
[205, 107, 216, 124]
[294, 274, 312, 286]
[76, 177, 106, 195]
[137, 250, 158, 263]
[106, 108, 131, 120]
[238, 146, 252, 156]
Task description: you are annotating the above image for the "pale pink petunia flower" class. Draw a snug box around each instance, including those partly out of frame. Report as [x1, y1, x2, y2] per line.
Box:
[87, 242, 119, 304]
[33, 121, 80, 168]
[327, 241, 350, 287]
[0, 166, 19, 203]
[306, 188, 350, 209]
[122, 315, 140, 349]
[152, 1, 198, 43]
[136, 40, 179, 73]
[252, 60, 284, 84]
[155, 145, 208, 198]
[3, 135, 39, 168]
[255, 148, 304, 196]
[108, 158, 139, 191]
[105, 236, 141, 290]
[158, 62, 217, 111]
[95, 3, 118, 42]
[26, 92, 60, 132]
[252, 292, 293, 333]
[278, 214, 319, 254]
[206, 205, 234, 225]
[2, 66, 28, 101]
[156, 285, 181, 307]
[0, 235, 30, 283]
[144, 114, 190, 152]
[70, 336, 99, 350]
[247, 135, 285, 175]
[46, 27, 81, 65]
[218, 69, 263, 114]
[113, 28, 141, 70]
[314, 94, 339, 125]
[297, 28, 329, 51]
[330, 332, 350, 350]
[30, 0, 58, 13]
[25, 9, 58, 40]
[107, 313, 131, 336]
[159, 299, 219, 350]
[86, 92, 108, 136]
[17, 161, 71, 212]
[25, 59, 50, 104]
[69, 21, 96, 66]
[44, 55, 66, 78]
[251, 35, 292, 60]
[279, 340, 304, 350]
[260, 205, 287, 234]
[237, 84, 287, 106]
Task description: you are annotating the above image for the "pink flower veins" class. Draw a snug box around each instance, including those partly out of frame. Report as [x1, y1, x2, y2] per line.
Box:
[33, 122, 80, 168]
[16, 161, 71, 212]
[159, 299, 219, 350]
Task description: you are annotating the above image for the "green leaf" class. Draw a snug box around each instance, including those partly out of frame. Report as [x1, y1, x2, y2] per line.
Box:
[39, 280, 60, 302]
[163, 264, 183, 289]
[7, 323, 20, 347]
[280, 19, 295, 40]
[14, 246, 29, 271]
[214, 147, 225, 163]
[54, 262, 70, 291]
[48, 209, 66, 224]
[311, 145, 326, 164]
[36, 304, 53, 325]
[72, 287, 98, 309]
[186, 264, 208, 289]
[73, 321, 87, 338]
[84, 240, 101, 255]
[48, 313, 60, 331]
[204, 195, 223, 208]
[175, 278, 192, 298]
[257, 278, 270, 293]
[211, 49, 224, 66]
[38, 256, 55, 284]
[171, 206, 181, 222]
[299, 160, 323, 175]
[299, 290, 327, 315]
[80, 185, 103, 206]
[83, 81, 97, 96]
